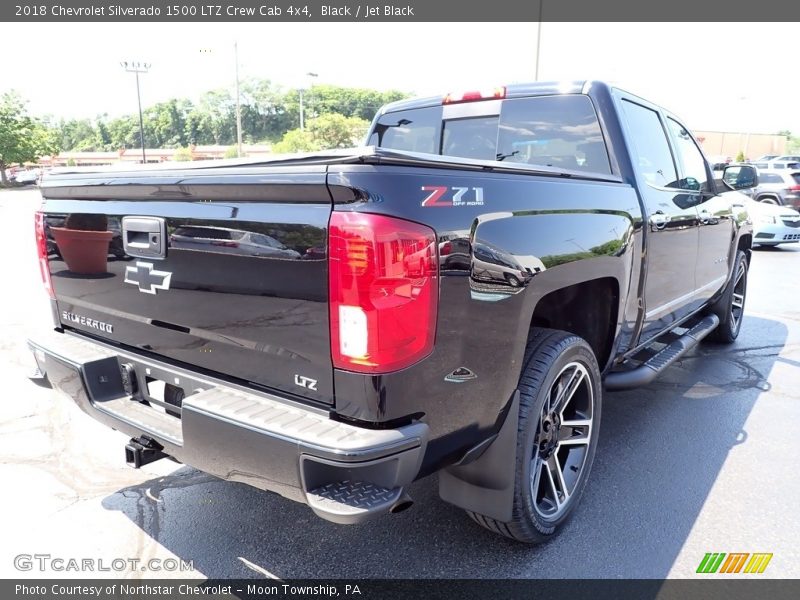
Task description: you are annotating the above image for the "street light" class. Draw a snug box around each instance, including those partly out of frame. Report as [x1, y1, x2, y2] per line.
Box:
[120, 61, 151, 164]
[299, 72, 318, 131]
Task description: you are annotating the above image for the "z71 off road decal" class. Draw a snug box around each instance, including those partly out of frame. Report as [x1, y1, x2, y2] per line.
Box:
[421, 186, 485, 207]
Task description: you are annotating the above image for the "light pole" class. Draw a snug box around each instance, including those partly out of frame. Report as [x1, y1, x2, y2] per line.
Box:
[121, 61, 150, 163]
[299, 72, 318, 131]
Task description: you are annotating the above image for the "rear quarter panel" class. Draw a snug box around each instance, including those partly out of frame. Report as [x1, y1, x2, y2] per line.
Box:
[328, 165, 643, 470]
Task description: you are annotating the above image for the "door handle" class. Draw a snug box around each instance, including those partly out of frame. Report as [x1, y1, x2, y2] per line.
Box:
[122, 216, 167, 259]
[649, 211, 669, 230]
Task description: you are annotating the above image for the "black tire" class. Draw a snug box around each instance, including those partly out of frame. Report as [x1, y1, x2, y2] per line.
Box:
[706, 250, 748, 343]
[758, 196, 778, 205]
[467, 328, 602, 543]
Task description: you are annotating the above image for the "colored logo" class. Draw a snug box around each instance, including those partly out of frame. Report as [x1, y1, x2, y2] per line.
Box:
[696, 552, 773, 574]
[421, 186, 485, 207]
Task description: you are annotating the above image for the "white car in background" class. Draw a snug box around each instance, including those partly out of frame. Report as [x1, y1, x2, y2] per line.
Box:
[13, 169, 41, 185]
[747, 198, 800, 247]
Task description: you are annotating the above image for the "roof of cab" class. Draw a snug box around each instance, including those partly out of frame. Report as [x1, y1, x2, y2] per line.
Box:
[378, 80, 590, 115]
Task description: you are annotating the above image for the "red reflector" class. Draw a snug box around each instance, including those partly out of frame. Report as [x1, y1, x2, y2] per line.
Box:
[34, 211, 55, 299]
[443, 86, 506, 104]
[328, 212, 438, 374]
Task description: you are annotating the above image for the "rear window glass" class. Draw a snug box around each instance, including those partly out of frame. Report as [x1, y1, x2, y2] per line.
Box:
[792, 174, 800, 185]
[496, 96, 611, 173]
[369, 95, 611, 174]
[442, 116, 498, 161]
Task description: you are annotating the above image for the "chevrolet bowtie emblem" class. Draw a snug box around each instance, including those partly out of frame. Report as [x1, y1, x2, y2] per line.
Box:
[124, 261, 172, 295]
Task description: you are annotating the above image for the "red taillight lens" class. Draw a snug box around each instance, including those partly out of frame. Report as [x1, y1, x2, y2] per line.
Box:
[789, 185, 800, 192]
[328, 212, 438, 374]
[34, 211, 54, 299]
[440, 241, 452, 255]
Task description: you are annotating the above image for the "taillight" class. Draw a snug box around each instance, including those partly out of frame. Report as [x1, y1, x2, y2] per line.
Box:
[328, 212, 438, 374]
[789, 185, 800, 192]
[443, 87, 506, 104]
[440, 241, 452, 255]
[34, 211, 54, 299]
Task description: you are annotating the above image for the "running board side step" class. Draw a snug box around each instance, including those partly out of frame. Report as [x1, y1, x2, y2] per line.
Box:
[605, 314, 720, 391]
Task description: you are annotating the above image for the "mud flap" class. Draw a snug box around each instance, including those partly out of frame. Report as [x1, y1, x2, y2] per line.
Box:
[438, 390, 519, 522]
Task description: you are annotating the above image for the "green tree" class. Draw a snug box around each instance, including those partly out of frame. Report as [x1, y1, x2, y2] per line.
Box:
[307, 113, 370, 148]
[273, 114, 370, 153]
[223, 145, 239, 158]
[301, 85, 407, 122]
[56, 118, 97, 151]
[0, 92, 58, 185]
[26, 80, 410, 155]
[272, 129, 320, 153]
[239, 78, 295, 142]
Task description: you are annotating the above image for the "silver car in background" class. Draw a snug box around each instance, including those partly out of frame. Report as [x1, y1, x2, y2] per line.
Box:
[747, 169, 800, 208]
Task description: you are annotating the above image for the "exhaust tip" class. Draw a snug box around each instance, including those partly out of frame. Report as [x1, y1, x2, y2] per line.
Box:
[389, 493, 414, 514]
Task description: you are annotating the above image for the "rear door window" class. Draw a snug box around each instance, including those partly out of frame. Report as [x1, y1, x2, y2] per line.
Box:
[620, 100, 678, 187]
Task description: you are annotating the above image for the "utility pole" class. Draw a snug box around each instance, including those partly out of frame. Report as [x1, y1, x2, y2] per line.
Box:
[299, 72, 318, 131]
[121, 61, 150, 163]
[534, 1, 543, 81]
[299, 87, 305, 131]
[234, 42, 242, 157]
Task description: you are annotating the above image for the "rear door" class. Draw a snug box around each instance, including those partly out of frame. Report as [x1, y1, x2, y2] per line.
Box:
[664, 116, 734, 310]
[617, 97, 700, 340]
[42, 166, 335, 403]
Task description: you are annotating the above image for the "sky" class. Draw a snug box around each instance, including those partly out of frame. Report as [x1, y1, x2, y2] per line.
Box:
[0, 22, 796, 136]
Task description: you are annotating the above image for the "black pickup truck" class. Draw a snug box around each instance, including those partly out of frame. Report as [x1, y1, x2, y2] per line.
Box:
[29, 81, 757, 543]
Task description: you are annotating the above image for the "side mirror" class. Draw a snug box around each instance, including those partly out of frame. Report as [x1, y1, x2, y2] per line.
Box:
[722, 165, 758, 190]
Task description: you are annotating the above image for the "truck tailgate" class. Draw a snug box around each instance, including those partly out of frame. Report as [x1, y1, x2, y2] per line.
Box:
[40, 166, 334, 403]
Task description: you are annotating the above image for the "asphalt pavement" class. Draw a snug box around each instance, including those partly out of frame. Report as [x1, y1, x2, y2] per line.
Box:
[1, 188, 798, 579]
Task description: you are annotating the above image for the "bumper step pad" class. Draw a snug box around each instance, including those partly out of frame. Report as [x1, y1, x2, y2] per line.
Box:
[306, 480, 403, 524]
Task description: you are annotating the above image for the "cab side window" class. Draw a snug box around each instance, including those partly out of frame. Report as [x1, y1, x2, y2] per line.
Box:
[666, 118, 709, 192]
[620, 100, 678, 188]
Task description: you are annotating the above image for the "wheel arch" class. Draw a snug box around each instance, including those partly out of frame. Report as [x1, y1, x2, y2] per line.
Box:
[527, 276, 620, 372]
